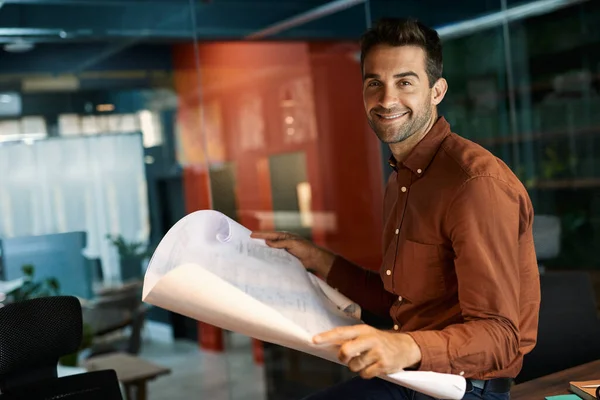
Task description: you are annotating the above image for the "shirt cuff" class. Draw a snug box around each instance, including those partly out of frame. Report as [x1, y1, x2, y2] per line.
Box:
[406, 330, 451, 374]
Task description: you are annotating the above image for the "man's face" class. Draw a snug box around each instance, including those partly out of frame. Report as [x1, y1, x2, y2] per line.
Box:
[362, 45, 435, 144]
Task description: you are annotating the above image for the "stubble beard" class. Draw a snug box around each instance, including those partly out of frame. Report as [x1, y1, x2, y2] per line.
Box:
[368, 100, 433, 144]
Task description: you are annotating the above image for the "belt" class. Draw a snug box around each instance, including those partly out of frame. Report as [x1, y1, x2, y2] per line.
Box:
[467, 378, 513, 394]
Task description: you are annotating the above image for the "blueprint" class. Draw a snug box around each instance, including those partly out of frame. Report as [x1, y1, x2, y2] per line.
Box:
[142, 210, 466, 399]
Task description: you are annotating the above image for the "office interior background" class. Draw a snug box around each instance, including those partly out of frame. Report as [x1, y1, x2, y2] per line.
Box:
[0, 0, 599, 399]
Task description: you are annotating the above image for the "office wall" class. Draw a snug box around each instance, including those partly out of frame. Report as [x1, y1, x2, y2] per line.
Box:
[173, 41, 385, 271]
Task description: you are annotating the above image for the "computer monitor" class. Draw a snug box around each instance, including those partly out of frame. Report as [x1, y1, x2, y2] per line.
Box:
[0, 231, 93, 299]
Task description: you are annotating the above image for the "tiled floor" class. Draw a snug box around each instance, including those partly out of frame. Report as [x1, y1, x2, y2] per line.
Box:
[139, 331, 267, 400]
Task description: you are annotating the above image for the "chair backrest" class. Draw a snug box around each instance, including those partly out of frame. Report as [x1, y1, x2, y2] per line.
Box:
[0, 296, 122, 399]
[516, 271, 600, 383]
[93, 283, 142, 311]
[0, 370, 122, 400]
[0, 296, 82, 391]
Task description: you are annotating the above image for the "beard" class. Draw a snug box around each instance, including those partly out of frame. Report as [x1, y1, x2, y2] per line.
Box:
[367, 99, 433, 144]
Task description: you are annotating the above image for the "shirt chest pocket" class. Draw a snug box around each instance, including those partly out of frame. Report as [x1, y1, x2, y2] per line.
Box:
[394, 240, 447, 303]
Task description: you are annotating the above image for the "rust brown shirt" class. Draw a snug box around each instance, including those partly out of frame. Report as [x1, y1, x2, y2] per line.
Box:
[327, 116, 540, 380]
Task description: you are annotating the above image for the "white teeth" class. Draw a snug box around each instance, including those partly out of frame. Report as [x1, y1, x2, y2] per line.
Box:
[381, 113, 405, 119]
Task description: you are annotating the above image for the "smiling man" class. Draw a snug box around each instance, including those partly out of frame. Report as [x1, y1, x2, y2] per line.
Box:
[252, 18, 540, 400]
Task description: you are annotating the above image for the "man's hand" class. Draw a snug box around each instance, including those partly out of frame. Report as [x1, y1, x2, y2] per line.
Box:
[313, 325, 422, 379]
[250, 231, 336, 278]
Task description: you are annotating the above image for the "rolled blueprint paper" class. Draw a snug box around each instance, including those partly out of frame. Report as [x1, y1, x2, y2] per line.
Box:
[142, 210, 466, 400]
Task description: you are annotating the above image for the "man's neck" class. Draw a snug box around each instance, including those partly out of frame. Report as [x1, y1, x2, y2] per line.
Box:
[389, 112, 438, 163]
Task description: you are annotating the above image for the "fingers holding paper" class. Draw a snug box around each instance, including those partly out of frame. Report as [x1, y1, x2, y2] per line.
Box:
[250, 231, 336, 278]
[250, 231, 294, 243]
[250, 231, 313, 253]
[313, 325, 422, 379]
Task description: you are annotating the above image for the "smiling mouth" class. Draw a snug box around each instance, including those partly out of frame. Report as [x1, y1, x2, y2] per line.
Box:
[375, 111, 409, 121]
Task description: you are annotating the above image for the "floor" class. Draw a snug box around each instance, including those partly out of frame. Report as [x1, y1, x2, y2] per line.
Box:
[139, 329, 267, 400]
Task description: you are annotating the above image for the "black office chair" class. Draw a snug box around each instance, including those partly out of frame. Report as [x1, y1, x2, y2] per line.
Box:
[0, 296, 123, 399]
[516, 271, 600, 383]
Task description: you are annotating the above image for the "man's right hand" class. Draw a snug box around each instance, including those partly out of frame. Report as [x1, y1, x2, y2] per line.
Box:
[250, 231, 336, 279]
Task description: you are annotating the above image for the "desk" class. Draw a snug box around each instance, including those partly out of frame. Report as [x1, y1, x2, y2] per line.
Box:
[84, 353, 171, 400]
[512, 359, 600, 399]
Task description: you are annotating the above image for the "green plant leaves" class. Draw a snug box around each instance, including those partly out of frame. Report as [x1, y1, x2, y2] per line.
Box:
[10, 264, 61, 302]
[105, 234, 152, 260]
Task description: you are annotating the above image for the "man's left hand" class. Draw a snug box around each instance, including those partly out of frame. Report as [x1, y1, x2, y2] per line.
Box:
[313, 325, 422, 379]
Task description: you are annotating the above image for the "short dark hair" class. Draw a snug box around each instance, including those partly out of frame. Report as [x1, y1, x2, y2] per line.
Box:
[360, 18, 443, 87]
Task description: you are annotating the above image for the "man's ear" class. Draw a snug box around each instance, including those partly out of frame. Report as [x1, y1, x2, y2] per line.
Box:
[431, 78, 448, 106]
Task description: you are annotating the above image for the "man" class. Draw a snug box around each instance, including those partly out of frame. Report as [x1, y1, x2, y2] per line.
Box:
[252, 18, 540, 400]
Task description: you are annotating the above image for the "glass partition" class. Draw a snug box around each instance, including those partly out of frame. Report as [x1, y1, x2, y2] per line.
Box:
[1, 0, 598, 398]
[182, 4, 374, 397]
[507, 1, 600, 271]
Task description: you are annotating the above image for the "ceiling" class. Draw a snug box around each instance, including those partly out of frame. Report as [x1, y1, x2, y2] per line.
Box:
[0, 0, 550, 45]
[0, 0, 589, 89]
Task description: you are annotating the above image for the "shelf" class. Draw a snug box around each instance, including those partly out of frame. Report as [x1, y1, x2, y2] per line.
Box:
[528, 178, 600, 190]
[474, 125, 600, 147]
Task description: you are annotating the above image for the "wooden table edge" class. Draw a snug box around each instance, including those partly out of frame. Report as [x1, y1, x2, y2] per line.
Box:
[511, 359, 600, 399]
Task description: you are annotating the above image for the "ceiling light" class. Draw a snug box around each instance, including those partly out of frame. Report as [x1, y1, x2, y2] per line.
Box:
[96, 104, 115, 112]
[4, 41, 35, 53]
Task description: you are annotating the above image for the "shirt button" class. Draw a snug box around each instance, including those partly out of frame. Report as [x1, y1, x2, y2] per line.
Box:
[459, 371, 465, 376]
[417, 169, 422, 174]
[398, 296, 403, 302]
[395, 228, 399, 234]
[386, 270, 392, 276]
[393, 324, 399, 331]
[401, 186, 407, 192]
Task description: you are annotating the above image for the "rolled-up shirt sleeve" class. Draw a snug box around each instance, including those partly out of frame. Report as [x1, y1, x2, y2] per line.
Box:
[407, 176, 525, 376]
[327, 256, 396, 319]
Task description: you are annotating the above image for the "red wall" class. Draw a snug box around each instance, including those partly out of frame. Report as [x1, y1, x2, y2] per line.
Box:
[308, 43, 385, 269]
[172, 41, 385, 352]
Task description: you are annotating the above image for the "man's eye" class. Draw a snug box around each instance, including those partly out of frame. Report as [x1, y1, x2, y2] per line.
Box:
[368, 81, 380, 87]
[400, 81, 412, 86]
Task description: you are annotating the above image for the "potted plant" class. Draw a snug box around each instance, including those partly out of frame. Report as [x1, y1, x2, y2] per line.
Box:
[9, 264, 60, 302]
[106, 234, 152, 282]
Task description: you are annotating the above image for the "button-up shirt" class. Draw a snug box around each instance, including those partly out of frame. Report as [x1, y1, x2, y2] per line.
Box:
[327, 116, 540, 380]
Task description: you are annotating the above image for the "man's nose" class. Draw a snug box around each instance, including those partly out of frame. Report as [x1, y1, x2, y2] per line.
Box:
[379, 87, 399, 110]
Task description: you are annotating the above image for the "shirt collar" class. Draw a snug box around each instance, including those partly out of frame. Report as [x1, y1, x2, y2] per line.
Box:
[387, 116, 451, 175]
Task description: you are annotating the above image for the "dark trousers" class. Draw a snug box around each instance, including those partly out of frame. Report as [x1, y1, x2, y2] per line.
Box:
[301, 377, 510, 400]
